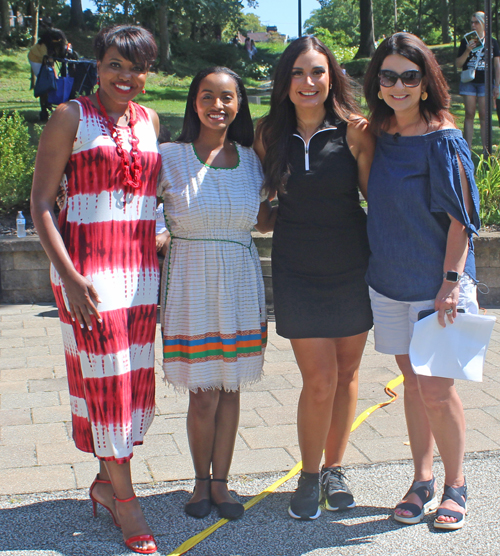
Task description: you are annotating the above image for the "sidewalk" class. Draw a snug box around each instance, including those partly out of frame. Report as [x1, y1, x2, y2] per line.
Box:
[1, 303, 500, 556]
[1, 303, 500, 496]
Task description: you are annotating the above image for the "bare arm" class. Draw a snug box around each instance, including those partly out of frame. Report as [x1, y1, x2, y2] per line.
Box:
[31, 102, 102, 328]
[493, 57, 500, 98]
[456, 41, 473, 69]
[346, 117, 375, 200]
[146, 107, 160, 138]
[253, 122, 278, 233]
[255, 199, 277, 233]
[434, 156, 473, 327]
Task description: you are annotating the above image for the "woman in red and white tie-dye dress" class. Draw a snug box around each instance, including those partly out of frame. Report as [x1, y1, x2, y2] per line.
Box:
[31, 26, 160, 555]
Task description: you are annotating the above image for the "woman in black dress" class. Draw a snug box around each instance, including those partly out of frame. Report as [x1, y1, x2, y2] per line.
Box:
[254, 35, 374, 520]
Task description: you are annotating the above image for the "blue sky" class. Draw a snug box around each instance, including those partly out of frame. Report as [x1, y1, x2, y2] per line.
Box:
[244, 0, 320, 38]
[80, 0, 321, 39]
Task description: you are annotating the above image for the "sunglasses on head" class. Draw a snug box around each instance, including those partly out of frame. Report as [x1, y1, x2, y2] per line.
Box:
[378, 69, 423, 88]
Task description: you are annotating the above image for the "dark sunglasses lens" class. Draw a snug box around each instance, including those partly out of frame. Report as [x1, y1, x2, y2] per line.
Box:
[401, 71, 421, 87]
[379, 71, 397, 87]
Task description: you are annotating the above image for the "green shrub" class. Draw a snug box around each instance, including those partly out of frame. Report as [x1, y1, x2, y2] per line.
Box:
[313, 28, 357, 63]
[475, 149, 500, 225]
[343, 58, 370, 77]
[0, 111, 37, 215]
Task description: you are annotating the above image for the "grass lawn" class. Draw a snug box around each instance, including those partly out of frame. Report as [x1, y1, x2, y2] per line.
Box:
[0, 47, 271, 141]
[1, 45, 500, 156]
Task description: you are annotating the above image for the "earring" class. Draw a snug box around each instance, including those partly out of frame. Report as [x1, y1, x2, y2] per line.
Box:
[378, 90, 383, 100]
[142, 88, 146, 94]
[330, 83, 332, 90]
[421, 91, 428, 101]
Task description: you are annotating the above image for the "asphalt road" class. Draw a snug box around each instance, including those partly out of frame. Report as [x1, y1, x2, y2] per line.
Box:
[1, 451, 499, 556]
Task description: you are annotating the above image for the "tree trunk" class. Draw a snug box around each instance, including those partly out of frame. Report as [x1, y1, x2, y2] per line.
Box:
[355, 0, 375, 58]
[159, 0, 170, 70]
[30, 0, 39, 44]
[1, 0, 11, 39]
[441, 0, 450, 43]
[417, 0, 422, 35]
[69, 0, 84, 29]
[393, 0, 397, 32]
[124, 0, 129, 20]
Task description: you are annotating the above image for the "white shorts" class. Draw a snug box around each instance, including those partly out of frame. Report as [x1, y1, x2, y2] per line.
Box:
[369, 275, 479, 355]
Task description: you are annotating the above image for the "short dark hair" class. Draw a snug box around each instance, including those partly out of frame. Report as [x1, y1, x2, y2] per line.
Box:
[93, 25, 157, 71]
[177, 66, 254, 147]
[259, 35, 360, 195]
[364, 32, 451, 135]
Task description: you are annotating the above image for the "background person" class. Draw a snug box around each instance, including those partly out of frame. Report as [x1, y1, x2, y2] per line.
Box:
[364, 32, 480, 531]
[158, 66, 273, 521]
[29, 28, 69, 121]
[456, 11, 500, 150]
[255, 35, 374, 521]
[31, 25, 160, 554]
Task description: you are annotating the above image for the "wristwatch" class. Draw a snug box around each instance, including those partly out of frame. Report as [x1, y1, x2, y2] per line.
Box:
[443, 271, 461, 283]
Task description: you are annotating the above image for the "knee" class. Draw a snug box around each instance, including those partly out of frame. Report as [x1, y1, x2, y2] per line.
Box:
[302, 371, 335, 404]
[336, 362, 359, 388]
[464, 109, 475, 120]
[418, 381, 454, 413]
[189, 390, 219, 415]
[219, 389, 240, 406]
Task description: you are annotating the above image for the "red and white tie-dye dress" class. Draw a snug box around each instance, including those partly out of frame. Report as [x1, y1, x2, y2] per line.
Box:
[51, 97, 161, 464]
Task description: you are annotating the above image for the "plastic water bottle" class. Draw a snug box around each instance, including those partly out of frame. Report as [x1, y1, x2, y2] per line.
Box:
[16, 211, 26, 238]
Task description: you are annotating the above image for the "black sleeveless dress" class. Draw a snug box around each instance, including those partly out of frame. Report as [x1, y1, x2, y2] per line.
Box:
[272, 118, 373, 338]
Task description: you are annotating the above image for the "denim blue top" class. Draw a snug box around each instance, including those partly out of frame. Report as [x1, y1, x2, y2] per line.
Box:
[366, 129, 480, 302]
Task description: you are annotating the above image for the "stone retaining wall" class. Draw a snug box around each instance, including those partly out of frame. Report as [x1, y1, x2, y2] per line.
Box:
[1, 232, 499, 307]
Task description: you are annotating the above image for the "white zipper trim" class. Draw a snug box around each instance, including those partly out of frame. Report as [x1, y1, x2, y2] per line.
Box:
[292, 126, 337, 171]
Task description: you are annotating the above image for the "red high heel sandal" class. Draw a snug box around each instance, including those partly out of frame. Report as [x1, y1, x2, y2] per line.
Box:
[113, 494, 157, 554]
[89, 474, 120, 528]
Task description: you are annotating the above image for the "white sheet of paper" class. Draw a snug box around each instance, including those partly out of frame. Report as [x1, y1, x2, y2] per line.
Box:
[409, 312, 496, 382]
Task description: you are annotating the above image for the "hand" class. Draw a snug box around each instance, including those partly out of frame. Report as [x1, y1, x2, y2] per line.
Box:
[62, 271, 102, 329]
[434, 281, 460, 328]
[467, 39, 478, 51]
[156, 230, 171, 255]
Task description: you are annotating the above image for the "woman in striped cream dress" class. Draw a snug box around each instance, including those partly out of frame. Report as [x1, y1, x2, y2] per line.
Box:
[158, 67, 275, 520]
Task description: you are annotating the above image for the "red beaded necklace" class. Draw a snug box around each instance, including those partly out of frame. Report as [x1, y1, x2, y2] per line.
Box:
[96, 89, 142, 189]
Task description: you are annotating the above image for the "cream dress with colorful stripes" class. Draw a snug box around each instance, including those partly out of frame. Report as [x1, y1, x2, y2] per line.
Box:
[158, 142, 267, 392]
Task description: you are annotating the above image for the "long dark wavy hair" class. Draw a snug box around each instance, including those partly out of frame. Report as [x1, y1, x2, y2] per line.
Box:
[259, 35, 361, 195]
[177, 66, 254, 147]
[364, 32, 451, 135]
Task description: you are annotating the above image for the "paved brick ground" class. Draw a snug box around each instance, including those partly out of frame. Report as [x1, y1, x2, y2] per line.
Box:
[1, 303, 500, 496]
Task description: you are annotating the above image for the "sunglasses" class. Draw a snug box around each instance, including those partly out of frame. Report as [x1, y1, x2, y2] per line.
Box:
[378, 69, 423, 88]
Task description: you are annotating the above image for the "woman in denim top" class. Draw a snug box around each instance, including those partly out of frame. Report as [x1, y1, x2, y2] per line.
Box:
[364, 33, 480, 531]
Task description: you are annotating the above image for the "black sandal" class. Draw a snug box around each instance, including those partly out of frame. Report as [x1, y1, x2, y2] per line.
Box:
[211, 478, 244, 520]
[394, 475, 438, 524]
[184, 476, 211, 518]
[434, 480, 467, 530]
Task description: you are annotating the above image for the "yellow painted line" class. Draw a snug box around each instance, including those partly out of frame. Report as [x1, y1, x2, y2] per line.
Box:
[167, 374, 405, 556]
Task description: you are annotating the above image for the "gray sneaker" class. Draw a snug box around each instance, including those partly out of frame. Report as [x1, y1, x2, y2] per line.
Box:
[320, 466, 355, 511]
[288, 471, 321, 520]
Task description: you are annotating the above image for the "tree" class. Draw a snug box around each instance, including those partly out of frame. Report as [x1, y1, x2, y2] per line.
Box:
[356, 0, 375, 58]
[441, 0, 450, 42]
[158, 0, 170, 69]
[1, 0, 11, 39]
[70, 0, 84, 28]
[242, 12, 265, 33]
[305, 0, 359, 45]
